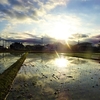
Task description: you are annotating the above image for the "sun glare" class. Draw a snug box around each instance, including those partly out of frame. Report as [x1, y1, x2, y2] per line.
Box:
[55, 57, 68, 68]
[50, 22, 72, 40]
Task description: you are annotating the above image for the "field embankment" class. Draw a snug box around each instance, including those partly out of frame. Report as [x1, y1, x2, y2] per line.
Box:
[0, 52, 28, 100]
[66, 52, 100, 60]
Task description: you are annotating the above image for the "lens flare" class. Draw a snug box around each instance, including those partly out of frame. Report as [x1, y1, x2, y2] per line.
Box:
[55, 57, 68, 68]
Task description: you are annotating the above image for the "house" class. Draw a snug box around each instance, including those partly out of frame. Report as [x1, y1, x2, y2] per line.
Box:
[44, 44, 56, 51]
[78, 42, 92, 52]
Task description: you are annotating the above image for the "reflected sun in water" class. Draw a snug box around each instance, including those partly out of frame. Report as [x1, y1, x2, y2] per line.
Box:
[55, 57, 69, 68]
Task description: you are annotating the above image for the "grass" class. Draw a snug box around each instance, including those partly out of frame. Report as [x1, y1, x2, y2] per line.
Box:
[66, 52, 100, 60]
[0, 52, 28, 100]
[66, 52, 92, 58]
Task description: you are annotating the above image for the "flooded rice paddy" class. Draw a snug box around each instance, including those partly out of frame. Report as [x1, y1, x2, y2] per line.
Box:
[0, 53, 21, 74]
[1, 53, 100, 100]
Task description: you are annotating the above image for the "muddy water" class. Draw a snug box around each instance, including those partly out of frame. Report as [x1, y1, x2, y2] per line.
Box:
[6, 53, 100, 100]
[0, 53, 21, 74]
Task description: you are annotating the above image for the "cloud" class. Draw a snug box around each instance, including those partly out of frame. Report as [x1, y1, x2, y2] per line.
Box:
[0, 8, 93, 42]
[8, 0, 22, 6]
[3, 33, 58, 44]
[35, 13, 82, 38]
[72, 33, 88, 38]
[68, 33, 89, 44]
[76, 33, 100, 45]
[1, 13, 80, 40]
[0, 0, 38, 23]
[0, 0, 69, 24]
[0, 0, 9, 5]
[39, 0, 69, 12]
[0, 0, 99, 43]
[91, 34, 100, 39]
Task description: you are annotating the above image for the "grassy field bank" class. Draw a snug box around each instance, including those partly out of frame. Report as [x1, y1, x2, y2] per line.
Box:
[0, 52, 28, 100]
[66, 52, 100, 60]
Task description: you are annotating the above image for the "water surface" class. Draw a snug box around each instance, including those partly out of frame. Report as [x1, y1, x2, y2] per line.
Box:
[0, 53, 21, 74]
[6, 53, 100, 100]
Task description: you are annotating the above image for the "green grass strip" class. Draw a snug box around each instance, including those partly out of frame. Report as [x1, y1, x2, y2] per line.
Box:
[0, 52, 28, 100]
[66, 53, 92, 59]
[66, 52, 100, 60]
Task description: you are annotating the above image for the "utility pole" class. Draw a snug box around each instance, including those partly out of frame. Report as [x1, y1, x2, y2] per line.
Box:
[41, 36, 43, 45]
[77, 33, 80, 52]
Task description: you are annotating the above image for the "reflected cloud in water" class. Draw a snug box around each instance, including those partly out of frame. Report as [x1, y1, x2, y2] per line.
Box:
[0, 53, 20, 74]
[5, 53, 100, 100]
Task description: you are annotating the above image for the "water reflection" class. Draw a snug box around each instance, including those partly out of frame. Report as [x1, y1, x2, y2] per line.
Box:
[6, 53, 100, 100]
[55, 57, 69, 68]
[70, 57, 88, 65]
[10, 52, 23, 56]
[0, 53, 21, 74]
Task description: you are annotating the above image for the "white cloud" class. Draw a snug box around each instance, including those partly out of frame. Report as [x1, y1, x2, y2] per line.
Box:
[1, 0, 100, 41]
[0, 0, 70, 25]
[32, 13, 82, 39]
[39, 0, 69, 11]
[0, 0, 9, 5]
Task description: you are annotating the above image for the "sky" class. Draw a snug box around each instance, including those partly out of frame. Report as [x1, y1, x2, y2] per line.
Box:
[0, 0, 100, 45]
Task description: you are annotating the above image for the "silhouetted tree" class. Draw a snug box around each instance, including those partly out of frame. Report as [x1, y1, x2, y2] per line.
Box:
[34, 45, 44, 51]
[10, 42, 24, 50]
